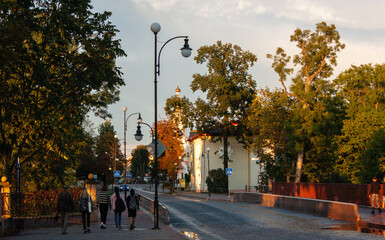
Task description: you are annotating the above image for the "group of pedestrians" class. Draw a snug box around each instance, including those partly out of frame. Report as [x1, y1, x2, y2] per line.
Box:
[56, 185, 139, 235]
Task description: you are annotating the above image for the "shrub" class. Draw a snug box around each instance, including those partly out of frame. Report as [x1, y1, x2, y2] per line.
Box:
[206, 168, 227, 193]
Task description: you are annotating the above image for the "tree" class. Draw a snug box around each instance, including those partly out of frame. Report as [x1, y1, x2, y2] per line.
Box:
[245, 88, 295, 182]
[157, 119, 184, 192]
[334, 64, 385, 183]
[267, 22, 345, 182]
[94, 121, 121, 185]
[165, 95, 194, 129]
[130, 145, 150, 183]
[0, 0, 125, 188]
[190, 41, 257, 192]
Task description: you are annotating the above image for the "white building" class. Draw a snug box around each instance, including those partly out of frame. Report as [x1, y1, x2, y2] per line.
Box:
[188, 132, 263, 192]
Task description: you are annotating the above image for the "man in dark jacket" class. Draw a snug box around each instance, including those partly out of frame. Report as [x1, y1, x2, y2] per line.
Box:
[369, 177, 381, 214]
[57, 185, 74, 234]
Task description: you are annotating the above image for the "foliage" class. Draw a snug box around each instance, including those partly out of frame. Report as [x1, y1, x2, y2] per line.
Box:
[75, 126, 96, 181]
[360, 129, 385, 183]
[206, 168, 227, 193]
[190, 41, 258, 192]
[0, 0, 125, 189]
[130, 145, 150, 183]
[245, 88, 295, 182]
[94, 121, 121, 185]
[334, 64, 385, 183]
[165, 95, 194, 129]
[267, 22, 345, 182]
[157, 119, 184, 192]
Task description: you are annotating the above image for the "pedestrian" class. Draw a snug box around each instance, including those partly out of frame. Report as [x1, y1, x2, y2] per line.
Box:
[97, 185, 111, 229]
[79, 188, 93, 234]
[111, 186, 125, 229]
[369, 176, 381, 214]
[382, 176, 385, 209]
[126, 188, 140, 230]
[57, 185, 74, 235]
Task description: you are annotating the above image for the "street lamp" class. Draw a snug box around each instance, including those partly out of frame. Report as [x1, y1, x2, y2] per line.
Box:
[123, 107, 142, 199]
[151, 22, 192, 230]
[135, 122, 154, 141]
[113, 135, 118, 186]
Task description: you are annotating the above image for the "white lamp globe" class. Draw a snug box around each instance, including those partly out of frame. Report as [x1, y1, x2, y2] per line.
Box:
[151, 23, 161, 34]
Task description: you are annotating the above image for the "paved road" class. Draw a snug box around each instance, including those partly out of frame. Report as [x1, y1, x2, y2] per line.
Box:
[137, 187, 385, 240]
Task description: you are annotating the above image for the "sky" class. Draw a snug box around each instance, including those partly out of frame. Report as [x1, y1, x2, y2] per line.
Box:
[89, 0, 385, 154]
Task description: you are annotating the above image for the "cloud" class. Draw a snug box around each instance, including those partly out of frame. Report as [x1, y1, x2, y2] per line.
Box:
[131, 0, 385, 31]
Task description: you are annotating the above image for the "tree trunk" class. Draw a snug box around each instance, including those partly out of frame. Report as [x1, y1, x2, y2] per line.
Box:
[295, 151, 304, 183]
[223, 129, 229, 193]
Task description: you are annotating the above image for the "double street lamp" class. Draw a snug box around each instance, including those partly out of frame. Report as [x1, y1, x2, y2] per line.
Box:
[151, 22, 192, 229]
[122, 107, 142, 199]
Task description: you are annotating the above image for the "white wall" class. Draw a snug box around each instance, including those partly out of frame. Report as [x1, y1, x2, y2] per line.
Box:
[190, 136, 262, 192]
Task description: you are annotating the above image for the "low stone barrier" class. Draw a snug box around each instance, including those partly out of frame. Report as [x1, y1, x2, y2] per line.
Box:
[137, 194, 170, 225]
[234, 192, 360, 223]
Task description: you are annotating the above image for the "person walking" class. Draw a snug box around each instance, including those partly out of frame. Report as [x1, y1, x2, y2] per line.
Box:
[79, 188, 93, 234]
[126, 188, 139, 230]
[57, 185, 74, 235]
[97, 185, 111, 229]
[111, 186, 125, 229]
[369, 176, 381, 214]
[382, 176, 385, 209]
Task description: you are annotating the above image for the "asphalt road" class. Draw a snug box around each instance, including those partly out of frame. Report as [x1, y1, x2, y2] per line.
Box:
[137, 188, 385, 240]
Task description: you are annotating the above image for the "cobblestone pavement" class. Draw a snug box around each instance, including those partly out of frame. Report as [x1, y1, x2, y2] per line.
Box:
[3, 208, 189, 240]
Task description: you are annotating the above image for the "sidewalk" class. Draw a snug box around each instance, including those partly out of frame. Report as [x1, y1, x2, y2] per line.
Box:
[358, 206, 385, 229]
[3, 208, 189, 240]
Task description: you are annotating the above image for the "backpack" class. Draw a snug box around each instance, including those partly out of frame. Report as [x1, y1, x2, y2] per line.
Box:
[115, 196, 126, 212]
[128, 194, 137, 209]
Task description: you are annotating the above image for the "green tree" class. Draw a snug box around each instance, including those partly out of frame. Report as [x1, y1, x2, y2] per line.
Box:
[131, 145, 150, 183]
[0, 0, 125, 188]
[190, 41, 257, 192]
[94, 121, 121, 185]
[334, 64, 385, 183]
[245, 88, 295, 182]
[267, 22, 345, 182]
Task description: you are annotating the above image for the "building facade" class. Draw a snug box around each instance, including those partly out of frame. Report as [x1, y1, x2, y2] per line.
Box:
[188, 133, 262, 192]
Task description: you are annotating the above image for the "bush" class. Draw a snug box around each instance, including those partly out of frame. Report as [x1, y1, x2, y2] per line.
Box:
[206, 168, 227, 193]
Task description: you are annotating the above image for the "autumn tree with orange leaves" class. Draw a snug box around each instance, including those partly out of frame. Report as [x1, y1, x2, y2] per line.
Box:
[157, 119, 184, 192]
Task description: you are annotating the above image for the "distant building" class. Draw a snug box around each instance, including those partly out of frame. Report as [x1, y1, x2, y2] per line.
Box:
[187, 131, 262, 192]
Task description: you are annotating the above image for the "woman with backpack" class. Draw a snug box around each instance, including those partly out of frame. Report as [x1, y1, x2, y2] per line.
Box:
[111, 186, 125, 229]
[79, 188, 93, 234]
[126, 188, 139, 230]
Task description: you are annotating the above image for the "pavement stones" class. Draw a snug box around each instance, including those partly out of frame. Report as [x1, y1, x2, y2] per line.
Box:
[3, 208, 189, 240]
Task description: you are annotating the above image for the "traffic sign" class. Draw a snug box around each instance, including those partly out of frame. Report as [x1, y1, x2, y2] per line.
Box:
[226, 168, 233, 175]
[114, 170, 120, 177]
[127, 172, 132, 178]
[146, 139, 167, 158]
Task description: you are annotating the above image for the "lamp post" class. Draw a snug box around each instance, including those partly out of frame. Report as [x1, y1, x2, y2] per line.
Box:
[207, 147, 210, 197]
[113, 135, 118, 186]
[122, 107, 142, 199]
[151, 22, 192, 230]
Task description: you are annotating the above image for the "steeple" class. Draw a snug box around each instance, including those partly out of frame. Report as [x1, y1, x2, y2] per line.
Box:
[175, 84, 181, 97]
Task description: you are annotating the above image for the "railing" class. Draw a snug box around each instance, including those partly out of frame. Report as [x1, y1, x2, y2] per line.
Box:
[1, 188, 83, 229]
[272, 182, 372, 205]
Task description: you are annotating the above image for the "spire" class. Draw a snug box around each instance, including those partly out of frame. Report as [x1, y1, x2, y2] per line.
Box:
[175, 84, 181, 97]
